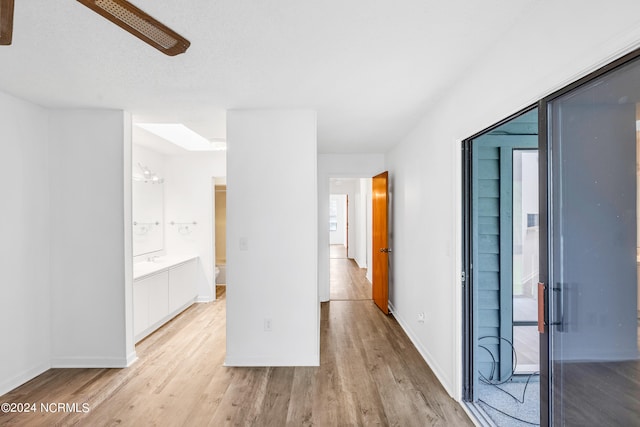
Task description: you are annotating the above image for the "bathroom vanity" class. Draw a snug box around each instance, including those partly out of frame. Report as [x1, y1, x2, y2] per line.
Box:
[133, 255, 198, 342]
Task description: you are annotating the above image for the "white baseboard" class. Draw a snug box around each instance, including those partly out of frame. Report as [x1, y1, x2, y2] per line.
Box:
[0, 362, 50, 397]
[196, 295, 214, 303]
[125, 351, 138, 367]
[51, 356, 130, 368]
[388, 301, 454, 397]
[224, 355, 319, 367]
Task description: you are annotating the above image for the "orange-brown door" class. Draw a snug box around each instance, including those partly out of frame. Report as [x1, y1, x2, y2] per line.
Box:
[372, 171, 389, 314]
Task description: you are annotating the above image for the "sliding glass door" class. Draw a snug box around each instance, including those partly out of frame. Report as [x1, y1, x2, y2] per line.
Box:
[541, 52, 640, 426]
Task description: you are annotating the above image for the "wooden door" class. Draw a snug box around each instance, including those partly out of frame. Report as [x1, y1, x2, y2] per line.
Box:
[372, 171, 389, 314]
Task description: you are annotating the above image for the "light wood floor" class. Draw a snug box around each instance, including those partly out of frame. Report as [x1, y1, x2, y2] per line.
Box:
[329, 244, 347, 259]
[330, 254, 371, 301]
[0, 293, 472, 426]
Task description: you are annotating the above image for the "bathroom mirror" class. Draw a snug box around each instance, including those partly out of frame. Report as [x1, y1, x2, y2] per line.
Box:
[132, 180, 164, 256]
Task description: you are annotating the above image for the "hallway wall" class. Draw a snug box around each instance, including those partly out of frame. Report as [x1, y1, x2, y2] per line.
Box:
[0, 91, 51, 396]
[49, 109, 133, 368]
[226, 110, 318, 366]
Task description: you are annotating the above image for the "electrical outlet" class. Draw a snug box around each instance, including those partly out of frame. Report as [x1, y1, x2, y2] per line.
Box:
[264, 318, 272, 332]
[417, 312, 425, 323]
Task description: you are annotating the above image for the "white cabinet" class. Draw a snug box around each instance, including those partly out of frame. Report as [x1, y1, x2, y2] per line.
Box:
[133, 277, 150, 337]
[148, 273, 169, 327]
[133, 256, 198, 342]
[133, 271, 169, 340]
[169, 259, 197, 313]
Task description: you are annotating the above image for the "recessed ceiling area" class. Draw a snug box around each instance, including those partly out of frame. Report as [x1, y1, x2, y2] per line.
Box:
[0, 0, 539, 153]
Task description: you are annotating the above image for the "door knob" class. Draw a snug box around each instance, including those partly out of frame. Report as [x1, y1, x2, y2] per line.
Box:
[379, 248, 392, 253]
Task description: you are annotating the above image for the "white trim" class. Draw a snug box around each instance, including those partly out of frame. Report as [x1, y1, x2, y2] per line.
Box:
[452, 137, 464, 403]
[0, 362, 50, 397]
[196, 295, 214, 303]
[125, 351, 138, 367]
[134, 300, 196, 343]
[51, 357, 130, 368]
[224, 355, 320, 367]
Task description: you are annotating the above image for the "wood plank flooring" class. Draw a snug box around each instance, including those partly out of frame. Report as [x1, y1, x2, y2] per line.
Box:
[0, 291, 472, 427]
[329, 244, 347, 259]
[330, 255, 371, 301]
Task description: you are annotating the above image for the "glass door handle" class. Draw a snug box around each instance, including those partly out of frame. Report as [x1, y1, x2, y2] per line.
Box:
[551, 283, 564, 332]
[538, 282, 545, 333]
[539, 282, 564, 333]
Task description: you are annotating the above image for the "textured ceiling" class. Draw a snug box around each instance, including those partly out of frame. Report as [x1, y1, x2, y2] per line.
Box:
[0, 0, 536, 153]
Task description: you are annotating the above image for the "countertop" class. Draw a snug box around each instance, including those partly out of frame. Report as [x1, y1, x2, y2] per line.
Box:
[134, 254, 199, 280]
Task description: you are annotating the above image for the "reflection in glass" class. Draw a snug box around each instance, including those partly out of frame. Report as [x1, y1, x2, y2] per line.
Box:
[549, 56, 640, 426]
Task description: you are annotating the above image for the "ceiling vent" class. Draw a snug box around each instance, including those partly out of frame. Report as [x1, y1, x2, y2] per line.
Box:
[77, 0, 190, 56]
[0, 0, 14, 45]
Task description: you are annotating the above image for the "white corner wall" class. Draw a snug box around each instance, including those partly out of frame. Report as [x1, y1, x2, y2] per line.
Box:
[385, 4, 640, 399]
[49, 109, 133, 367]
[0, 91, 51, 396]
[164, 152, 227, 302]
[318, 154, 385, 302]
[226, 110, 318, 366]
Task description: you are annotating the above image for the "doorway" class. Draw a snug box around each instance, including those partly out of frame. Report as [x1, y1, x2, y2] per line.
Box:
[329, 177, 372, 301]
[214, 179, 226, 297]
[462, 108, 541, 426]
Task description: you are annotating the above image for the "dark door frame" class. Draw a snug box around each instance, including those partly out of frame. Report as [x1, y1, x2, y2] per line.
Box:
[461, 105, 538, 402]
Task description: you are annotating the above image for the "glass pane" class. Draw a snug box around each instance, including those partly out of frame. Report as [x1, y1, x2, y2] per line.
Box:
[513, 326, 539, 374]
[549, 57, 640, 426]
[513, 150, 539, 323]
[470, 109, 540, 426]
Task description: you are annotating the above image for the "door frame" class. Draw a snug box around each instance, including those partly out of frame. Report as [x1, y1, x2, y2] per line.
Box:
[461, 104, 538, 402]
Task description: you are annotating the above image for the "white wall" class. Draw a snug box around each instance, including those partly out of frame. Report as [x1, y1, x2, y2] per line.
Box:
[164, 152, 226, 302]
[385, 3, 640, 399]
[329, 179, 358, 258]
[329, 194, 347, 246]
[0, 92, 51, 396]
[318, 154, 385, 302]
[355, 178, 372, 276]
[226, 110, 318, 366]
[49, 109, 133, 368]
